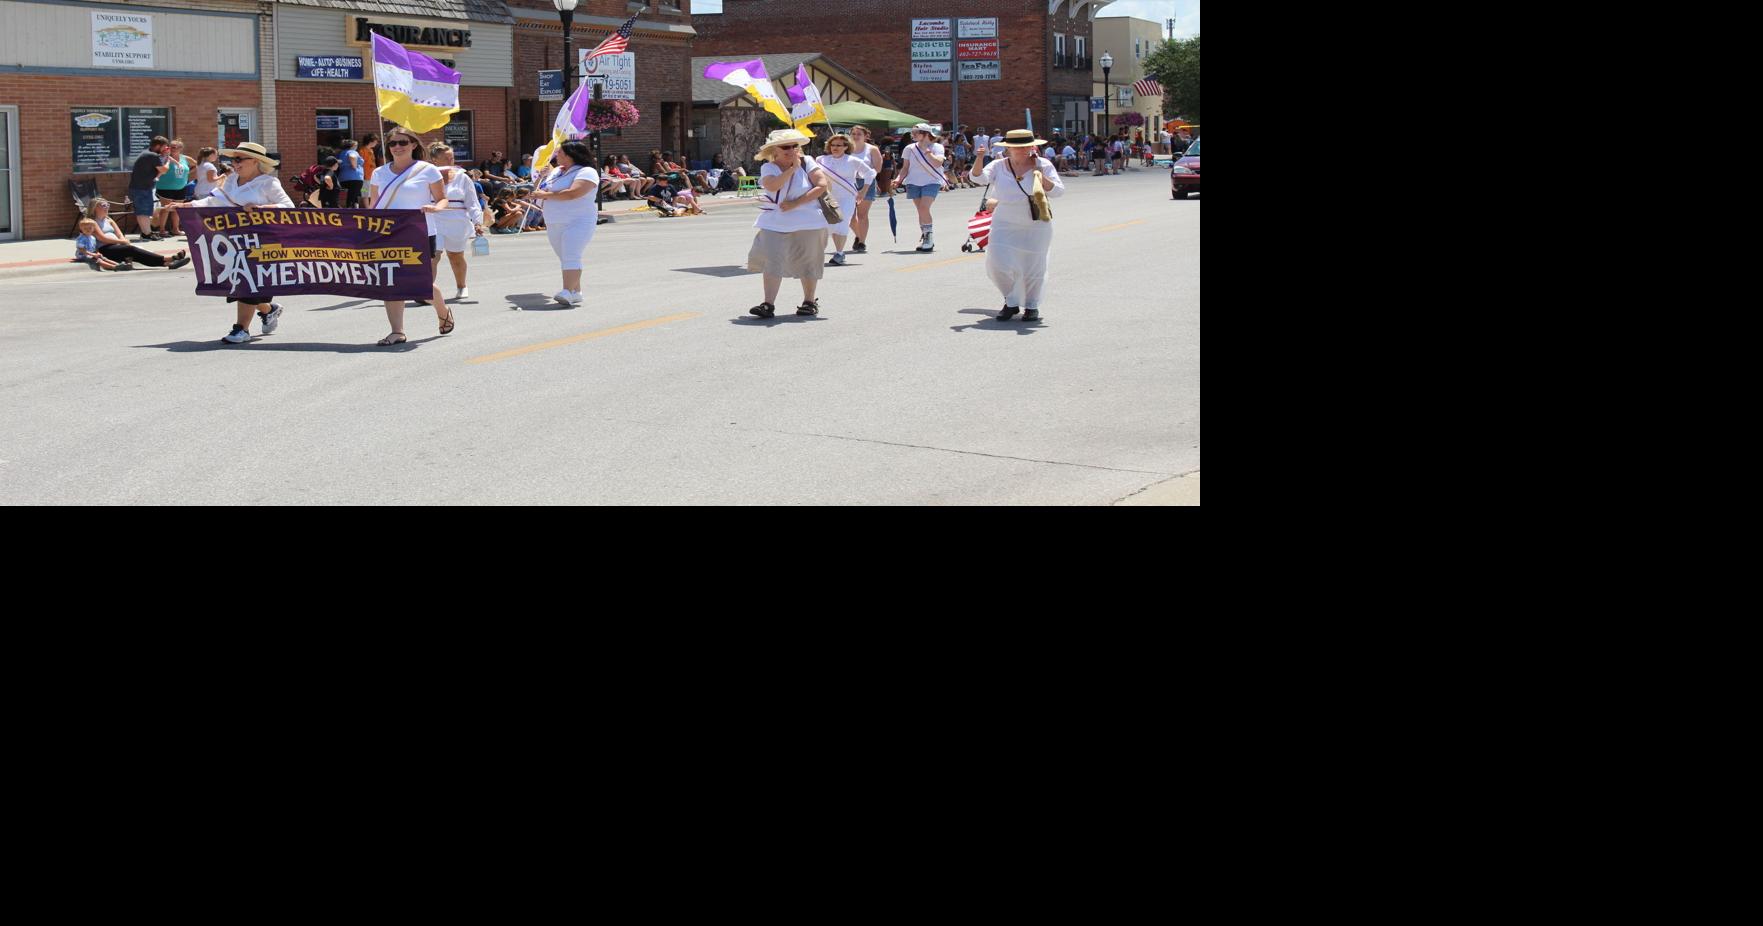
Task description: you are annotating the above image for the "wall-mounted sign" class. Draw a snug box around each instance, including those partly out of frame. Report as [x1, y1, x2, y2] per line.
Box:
[444, 112, 473, 162]
[957, 39, 999, 60]
[1091, 97, 1105, 112]
[316, 115, 351, 131]
[538, 69, 564, 101]
[92, 12, 153, 69]
[959, 60, 1001, 81]
[912, 18, 951, 39]
[911, 40, 951, 62]
[958, 18, 997, 39]
[348, 16, 471, 52]
[580, 51, 635, 100]
[69, 106, 170, 172]
[911, 61, 951, 82]
[297, 55, 365, 79]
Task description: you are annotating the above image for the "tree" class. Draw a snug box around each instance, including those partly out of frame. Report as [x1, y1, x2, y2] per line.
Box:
[1144, 35, 1200, 124]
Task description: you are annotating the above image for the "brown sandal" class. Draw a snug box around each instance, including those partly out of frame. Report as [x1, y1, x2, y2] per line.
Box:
[438, 310, 455, 335]
[377, 331, 407, 346]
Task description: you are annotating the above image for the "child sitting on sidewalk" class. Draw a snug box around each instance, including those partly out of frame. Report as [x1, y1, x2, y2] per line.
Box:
[74, 219, 123, 270]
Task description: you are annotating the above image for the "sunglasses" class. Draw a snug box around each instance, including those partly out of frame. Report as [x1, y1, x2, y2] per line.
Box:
[387, 140, 414, 148]
[776, 145, 800, 151]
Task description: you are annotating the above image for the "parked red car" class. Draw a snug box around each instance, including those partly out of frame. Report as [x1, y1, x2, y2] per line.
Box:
[1171, 137, 1200, 199]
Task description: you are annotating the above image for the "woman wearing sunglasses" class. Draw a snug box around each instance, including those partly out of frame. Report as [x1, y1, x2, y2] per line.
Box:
[746, 129, 831, 318]
[366, 129, 454, 346]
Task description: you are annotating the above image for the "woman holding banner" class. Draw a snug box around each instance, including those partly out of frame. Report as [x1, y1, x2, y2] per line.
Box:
[367, 128, 453, 346]
[178, 142, 293, 344]
[525, 140, 600, 307]
[815, 133, 875, 266]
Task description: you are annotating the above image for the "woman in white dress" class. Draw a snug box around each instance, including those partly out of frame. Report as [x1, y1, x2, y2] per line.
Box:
[968, 130, 1065, 323]
[177, 142, 295, 344]
[814, 133, 875, 266]
[367, 128, 453, 346]
[427, 142, 486, 302]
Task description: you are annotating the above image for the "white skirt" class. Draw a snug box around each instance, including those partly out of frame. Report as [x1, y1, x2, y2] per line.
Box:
[985, 212, 1054, 310]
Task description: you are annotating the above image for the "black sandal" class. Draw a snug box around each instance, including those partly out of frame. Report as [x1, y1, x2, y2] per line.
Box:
[797, 299, 819, 316]
[750, 302, 775, 319]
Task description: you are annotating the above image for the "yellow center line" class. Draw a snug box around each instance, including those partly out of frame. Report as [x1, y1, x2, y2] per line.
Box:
[896, 254, 983, 274]
[1095, 219, 1148, 233]
[467, 312, 703, 365]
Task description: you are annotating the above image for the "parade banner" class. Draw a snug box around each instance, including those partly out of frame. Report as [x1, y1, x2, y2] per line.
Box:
[185, 208, 433, 301]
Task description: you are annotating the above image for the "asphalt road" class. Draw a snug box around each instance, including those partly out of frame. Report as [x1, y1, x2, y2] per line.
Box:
[0, 167, 1198, 504]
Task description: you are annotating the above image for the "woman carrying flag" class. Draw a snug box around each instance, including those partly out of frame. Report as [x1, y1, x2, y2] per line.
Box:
[815, 133, 875, 266]
[526, 140, 600, 307]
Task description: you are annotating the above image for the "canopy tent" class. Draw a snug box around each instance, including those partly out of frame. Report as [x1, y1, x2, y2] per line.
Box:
[823, 100, 929, 129]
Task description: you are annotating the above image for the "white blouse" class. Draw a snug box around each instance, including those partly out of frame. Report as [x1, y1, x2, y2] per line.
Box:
[187, 172, 296, 209]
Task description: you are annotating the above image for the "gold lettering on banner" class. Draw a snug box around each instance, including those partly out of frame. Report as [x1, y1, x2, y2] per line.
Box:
[249, 245, 424, 265]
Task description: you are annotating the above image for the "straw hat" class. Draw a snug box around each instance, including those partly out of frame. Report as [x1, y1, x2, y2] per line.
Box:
[219, 141, 279, 168]
[756, 128, 813, 159]
[993, 129, 1047, 148]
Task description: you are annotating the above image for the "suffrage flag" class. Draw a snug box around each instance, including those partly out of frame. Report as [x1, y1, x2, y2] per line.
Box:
[702, 59, 793, 127]
[787, 63, 827, 132]
[370, 33, 461, 134]
[533, 81, 592, 172]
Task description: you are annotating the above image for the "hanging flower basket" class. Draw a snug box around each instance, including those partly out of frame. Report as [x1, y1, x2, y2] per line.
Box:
[1113, 112, 1145, 128]
[583, 100, 641, 131]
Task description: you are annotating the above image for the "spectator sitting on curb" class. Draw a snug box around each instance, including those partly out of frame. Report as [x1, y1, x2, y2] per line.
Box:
[74, 219, 124, 270]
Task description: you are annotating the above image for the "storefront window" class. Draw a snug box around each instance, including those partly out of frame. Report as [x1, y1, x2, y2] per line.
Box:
[70, 107, 172, 173]
[444, 111, 473, 163]
[316, 109, 353, 161]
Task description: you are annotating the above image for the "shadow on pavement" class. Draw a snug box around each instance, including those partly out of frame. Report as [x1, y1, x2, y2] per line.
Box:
[949, 308, 1044, 335]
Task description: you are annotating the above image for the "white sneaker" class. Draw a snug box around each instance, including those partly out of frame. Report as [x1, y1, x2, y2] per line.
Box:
[554, 290, 573, 306]
[259, 302, 283, 335]
[565, 290, 583, 306]
[222, 326, 251, 344]
[456, 287, 470, 300]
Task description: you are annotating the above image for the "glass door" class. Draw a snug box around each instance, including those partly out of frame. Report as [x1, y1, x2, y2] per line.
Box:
[217, 109, 255, 151]
[1, 106, 17, 240]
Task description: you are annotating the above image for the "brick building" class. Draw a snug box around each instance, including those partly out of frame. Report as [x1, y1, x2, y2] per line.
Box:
[273, 0, 515, 181]
[1, 0, 273, 241]
[1091, 15, 1165, 139]
[691, 0, 1114, 141]
[507, 0, 697, 165]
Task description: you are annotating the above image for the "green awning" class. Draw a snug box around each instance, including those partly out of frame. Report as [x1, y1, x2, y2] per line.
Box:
[822, 101, 929, 128]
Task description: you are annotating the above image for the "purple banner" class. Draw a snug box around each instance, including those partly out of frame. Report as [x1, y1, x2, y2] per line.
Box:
[185, 208, 433, 301]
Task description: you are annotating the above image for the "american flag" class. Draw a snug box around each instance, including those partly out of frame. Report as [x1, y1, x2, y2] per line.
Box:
[584, 14, 638, 61]
[967, 209, 992, 249]
[1133, 78, 1163, 96]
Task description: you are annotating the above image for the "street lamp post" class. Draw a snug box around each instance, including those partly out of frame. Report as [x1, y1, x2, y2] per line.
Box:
[554, 0, 577, 96]
[1100, 51, 1113, 147]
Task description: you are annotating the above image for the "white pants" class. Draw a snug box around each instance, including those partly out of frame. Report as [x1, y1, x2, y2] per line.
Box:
[546, 215, 597, 271]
